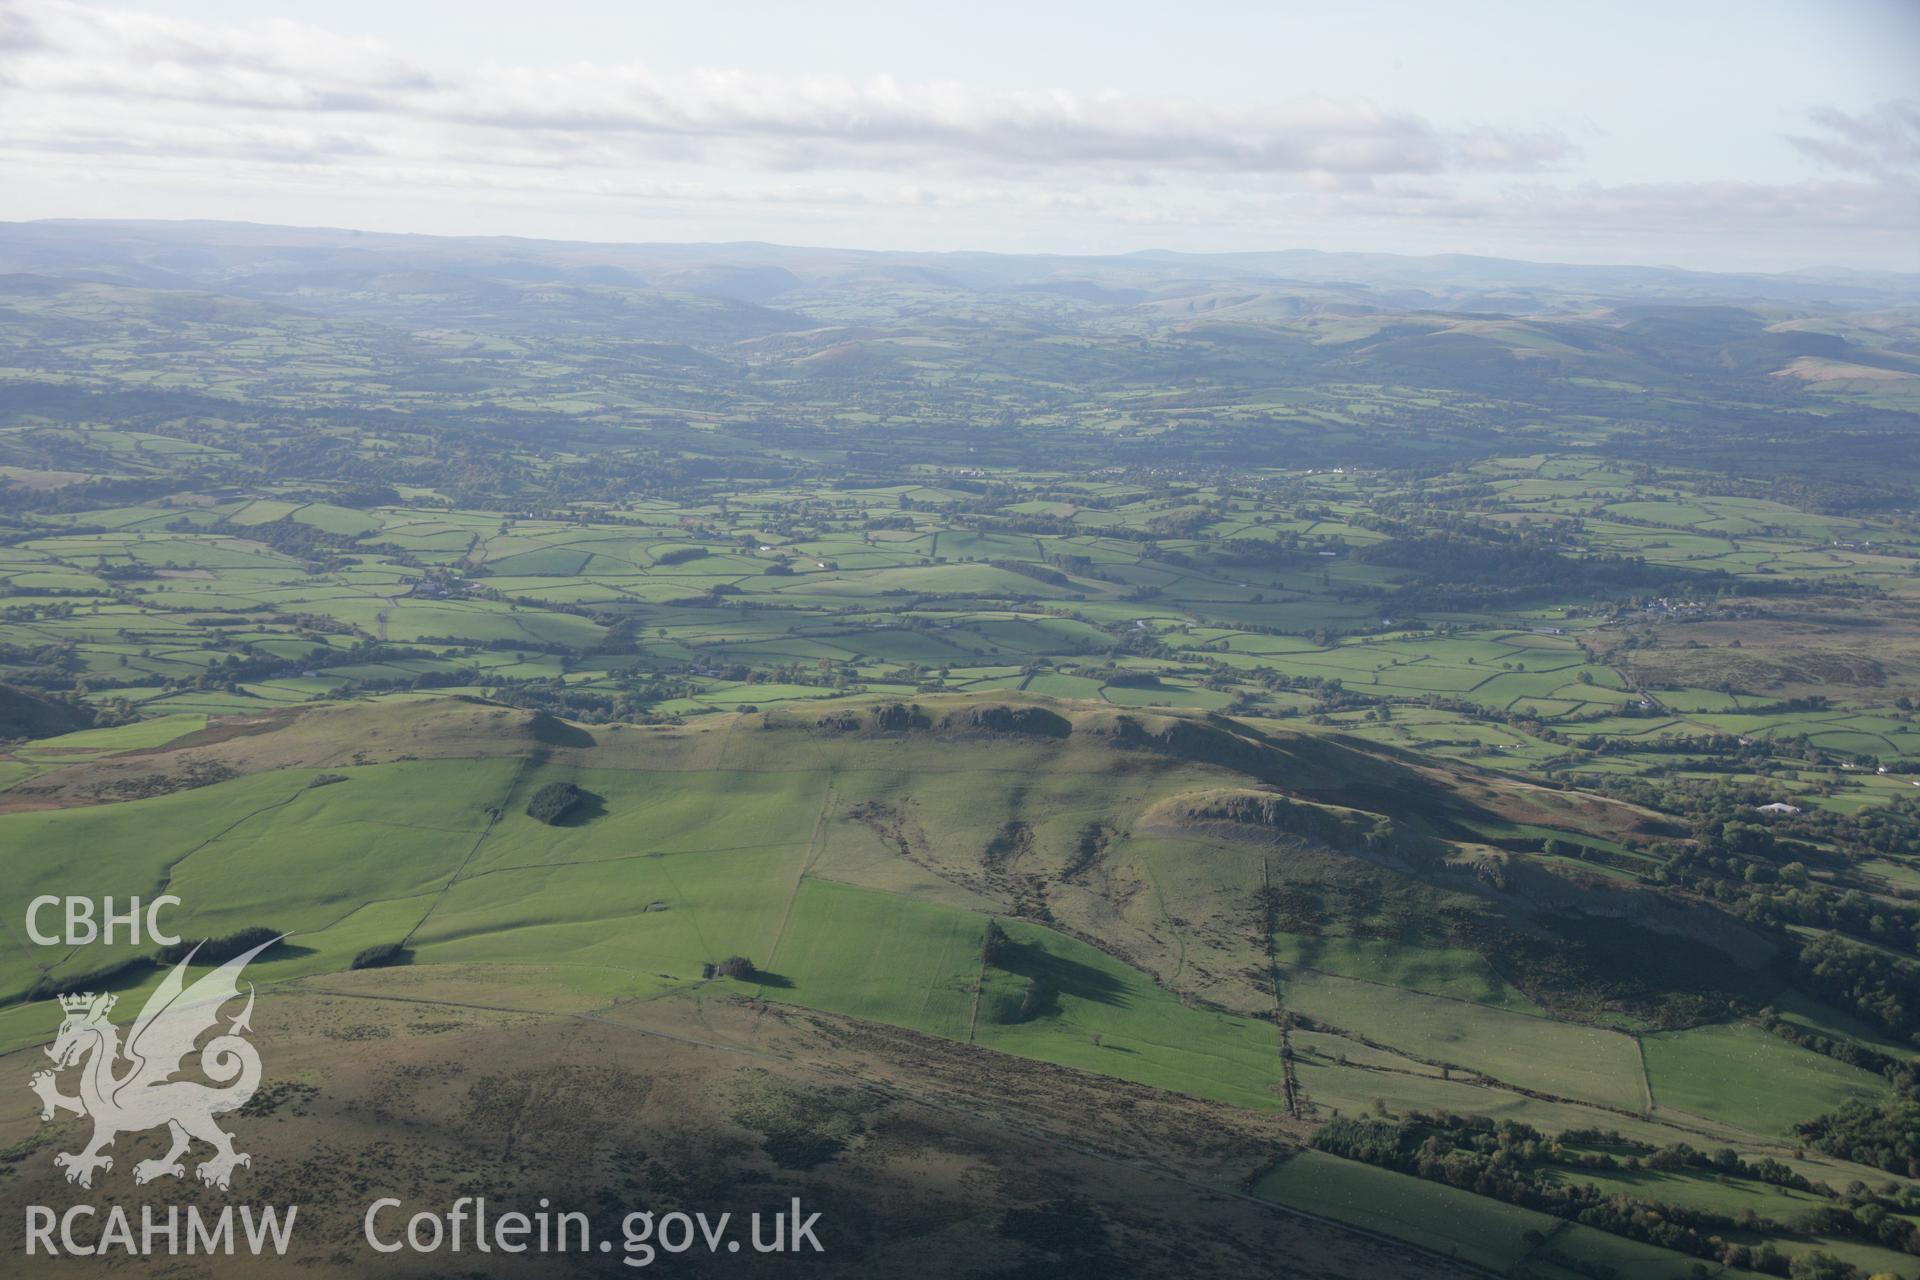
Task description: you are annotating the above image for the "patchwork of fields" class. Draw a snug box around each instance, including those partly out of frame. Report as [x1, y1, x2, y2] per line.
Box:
[4, 456, 1916, 810]
[4, 228, 1920, 1278]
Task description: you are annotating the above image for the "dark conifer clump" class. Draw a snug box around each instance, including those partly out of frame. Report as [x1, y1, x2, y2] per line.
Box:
[351, 942, 410, 970]
[525, 780, 584, 824]
[1016, 977, 1057, 1022]
[712, 955, 757, 980]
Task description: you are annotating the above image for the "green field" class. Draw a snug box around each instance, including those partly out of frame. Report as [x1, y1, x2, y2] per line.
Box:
[1254, 1151, 1564, 1272]
[1642, 1022, 1889, 1136]
[5, 224, 1920, 1280]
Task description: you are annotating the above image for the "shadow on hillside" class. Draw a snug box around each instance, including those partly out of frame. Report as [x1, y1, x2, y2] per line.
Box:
[996, 938, 1129, 1009]
[169, 939, 319, 967]
[15, 940, 319, 1008]
[529, 712, 596, 749]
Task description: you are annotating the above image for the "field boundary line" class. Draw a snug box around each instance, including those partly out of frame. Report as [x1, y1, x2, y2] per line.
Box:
[763, 772, 837, 971]
[399, 756, 529, 947]
[1261, 856, 1307, 1120]
[455, 839, 798, 882]
[1634, 1033, 1655, 1116]
[966, 940, 987, 1044]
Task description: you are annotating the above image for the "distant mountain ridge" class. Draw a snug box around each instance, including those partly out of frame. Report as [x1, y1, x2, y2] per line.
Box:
[3, 218, 1917, 312]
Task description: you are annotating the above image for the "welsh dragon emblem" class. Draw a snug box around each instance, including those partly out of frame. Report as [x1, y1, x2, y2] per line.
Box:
[27, 939, 273, 1191]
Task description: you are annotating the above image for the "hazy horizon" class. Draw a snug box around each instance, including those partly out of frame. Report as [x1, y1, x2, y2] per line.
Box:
[10, 212, 1920, 280]
[2, 0, 1915, 273]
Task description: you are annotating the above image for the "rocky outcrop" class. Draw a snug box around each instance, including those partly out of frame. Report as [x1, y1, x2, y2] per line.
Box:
[940, 705, 1072, 738]
[870, 703, 931, 732]
[1105, 714, 1279, 781]
[1141, 788, 1443, 867]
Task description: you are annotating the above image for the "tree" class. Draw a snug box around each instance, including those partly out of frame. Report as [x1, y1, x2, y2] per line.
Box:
[713, 955, 756, 980]
[525, 780, 584, 824]
[1788, 1252, 1857, 1280]
[351, 942, 409, 969]
[1016, 976, 1056, 1021]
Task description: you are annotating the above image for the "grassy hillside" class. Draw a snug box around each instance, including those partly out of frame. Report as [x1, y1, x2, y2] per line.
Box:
[5, 691, 1918, 1276]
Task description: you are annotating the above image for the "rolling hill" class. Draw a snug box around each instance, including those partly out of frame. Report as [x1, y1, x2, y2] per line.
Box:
[5, 692, 1909, 1275]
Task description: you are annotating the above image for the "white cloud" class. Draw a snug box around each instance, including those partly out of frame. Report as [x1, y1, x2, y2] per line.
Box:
[0, 1, 1568, 177]
[0, 0, 1911, 270]
[1791, 100, 1920, 178]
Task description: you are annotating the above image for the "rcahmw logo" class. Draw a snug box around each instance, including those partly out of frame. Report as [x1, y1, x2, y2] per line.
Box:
[29, 938, 271, 1189]
[21, 937, 299, 1259]
[25, 1203, 296, 1259]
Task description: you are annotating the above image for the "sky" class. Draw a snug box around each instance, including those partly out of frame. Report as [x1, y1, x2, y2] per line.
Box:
[0, 0, 1916, 271]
